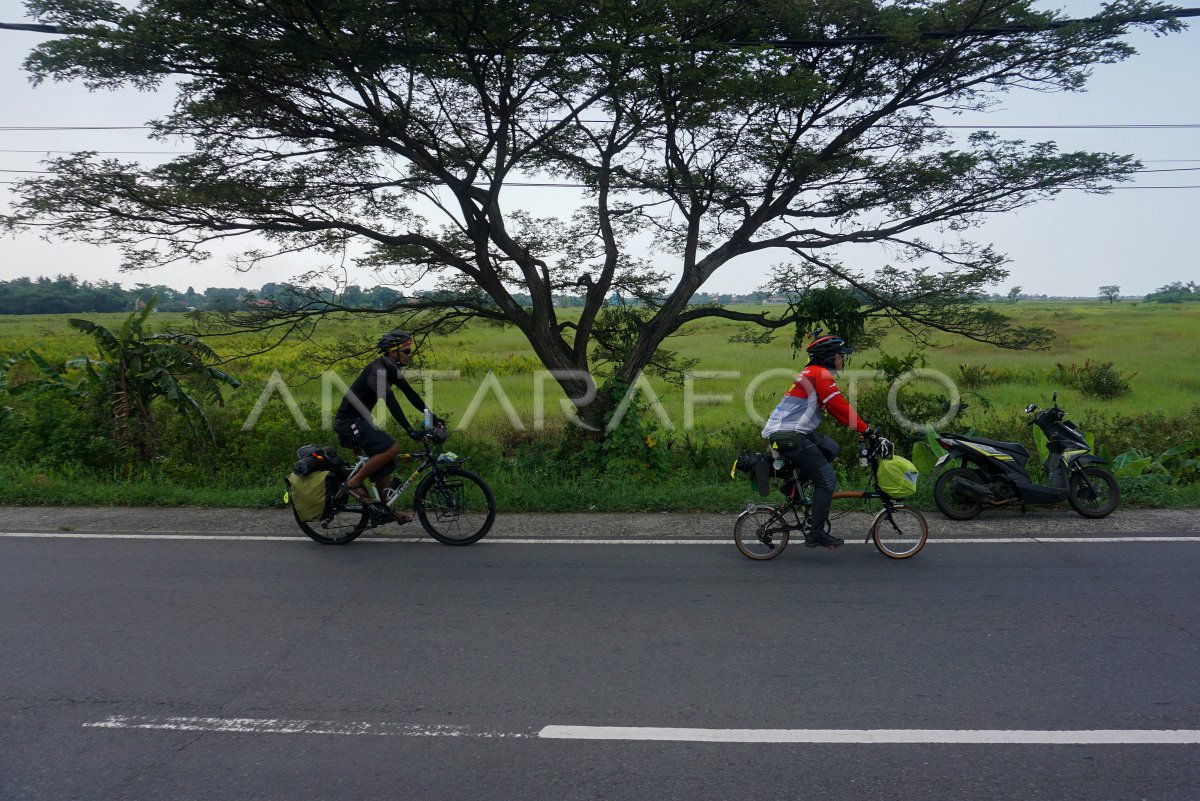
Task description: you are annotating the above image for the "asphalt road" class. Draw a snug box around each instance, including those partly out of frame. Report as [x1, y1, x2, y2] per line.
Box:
[2, 524, 1199, 800]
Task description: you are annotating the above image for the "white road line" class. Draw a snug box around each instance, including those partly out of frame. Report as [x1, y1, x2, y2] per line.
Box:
[82, 716, 1200, 744]
[537, 726, 1200, 744]
[4, 532, 1200, 544]
[85, 715, 533, 738]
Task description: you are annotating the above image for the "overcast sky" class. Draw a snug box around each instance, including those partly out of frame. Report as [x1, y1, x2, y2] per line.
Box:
[1, 0, 1196, 297]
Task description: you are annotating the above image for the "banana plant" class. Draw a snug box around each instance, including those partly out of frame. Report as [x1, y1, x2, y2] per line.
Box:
[909, 425, 948, 475]
[1, 348, 84, 423]
[1112, 444, 1200, 484]
[63, 297, 241, 456]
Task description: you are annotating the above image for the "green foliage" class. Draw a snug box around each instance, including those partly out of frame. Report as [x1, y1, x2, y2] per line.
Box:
[1052, 360, 1134, 399]
[1, 347, 83, 398]
[590, 305, 699, 384]
[1117, 475, 1174, 506]
[0, 298, 241, 464]
[565, 378, 671, 478]
[65, 297, 242, 451]
[1112, 444, 1200, 484]
[428, 352, 544, 378]
[863, 350, 926, 383]
[2, 300, 1199, 509]
[909, 427, 948, 476]
[1145, 281, 1199, 304]
[784, 286, 870, 356]
[957, 362, 1016, 389]
[855, 378, 967, 448]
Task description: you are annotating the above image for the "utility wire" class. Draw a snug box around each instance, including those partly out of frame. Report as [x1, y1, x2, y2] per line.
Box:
[3, 123, 1200, 132]
[2, 151, 1200, 161]
[4, 181, 1199, 189]
[6, 166, 1200, 176]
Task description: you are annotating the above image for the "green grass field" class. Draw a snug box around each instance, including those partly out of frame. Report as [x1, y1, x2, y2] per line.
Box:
[4, 299, 1196, 421]
[2, 299, 1198, 509]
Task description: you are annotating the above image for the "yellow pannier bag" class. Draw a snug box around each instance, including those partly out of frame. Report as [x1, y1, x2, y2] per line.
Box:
[874, 455, 920, 498]
[286, 470, 332, 522]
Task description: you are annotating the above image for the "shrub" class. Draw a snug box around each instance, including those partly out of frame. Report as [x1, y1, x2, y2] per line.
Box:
[1118, 475, 1174, 507]
[1052, 360, 1134, 399]
[956, 363, 1016, 389]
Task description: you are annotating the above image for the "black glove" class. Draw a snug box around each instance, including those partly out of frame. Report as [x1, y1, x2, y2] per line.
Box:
[863, 427, 894, 459]
[406, 427, 426, 441]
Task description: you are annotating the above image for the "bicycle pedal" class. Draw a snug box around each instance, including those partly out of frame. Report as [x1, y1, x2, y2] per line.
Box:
[367, 506, 393, 526]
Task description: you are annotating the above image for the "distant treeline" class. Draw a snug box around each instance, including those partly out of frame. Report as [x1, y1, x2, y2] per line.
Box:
[1144, 281, 1200, 304]
[0, 274, 788, 314]
[0, 275, 412, 314]
[3, 274, 1195, 315]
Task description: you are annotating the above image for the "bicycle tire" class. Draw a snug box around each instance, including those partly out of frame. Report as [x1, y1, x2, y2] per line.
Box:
[414, 466, 496, 545]
[1067, 467, 1120, 519]
[734, 506, 790, 560]
[871, 505, 928, 559]
[292, 483, 370, 545]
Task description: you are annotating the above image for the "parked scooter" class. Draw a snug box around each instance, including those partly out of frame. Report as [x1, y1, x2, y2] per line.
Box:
[932, 393, 1119, 520]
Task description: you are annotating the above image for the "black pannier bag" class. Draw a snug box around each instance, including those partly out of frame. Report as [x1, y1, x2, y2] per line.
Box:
[731, 450, 772, 497]
[287, 445, 349, 522]
[293, 444, 347, 476]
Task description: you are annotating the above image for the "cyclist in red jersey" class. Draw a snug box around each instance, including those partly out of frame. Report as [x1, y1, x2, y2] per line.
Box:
[762, 332, 891, 548]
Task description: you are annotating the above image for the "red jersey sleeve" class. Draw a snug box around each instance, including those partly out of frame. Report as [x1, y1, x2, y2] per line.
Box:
[808, 366, 868, 434]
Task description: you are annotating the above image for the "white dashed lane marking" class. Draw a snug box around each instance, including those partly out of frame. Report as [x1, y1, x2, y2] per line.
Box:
[84, 716, 1200, 744]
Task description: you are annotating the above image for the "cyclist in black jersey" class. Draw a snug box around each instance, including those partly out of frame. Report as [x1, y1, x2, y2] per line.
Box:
[333, 330, 442, 523]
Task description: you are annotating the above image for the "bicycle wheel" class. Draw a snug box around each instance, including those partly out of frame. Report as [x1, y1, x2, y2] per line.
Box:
[292, 483, 370, 545]
[733, 506, 790, 560]
[871, 505, 928, 559]
[1067, 467, 1120, 519]
[414, 466, 496, 545]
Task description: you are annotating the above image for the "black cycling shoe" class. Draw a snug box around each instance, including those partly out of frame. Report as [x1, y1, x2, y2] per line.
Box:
[804, 530, 844, 549]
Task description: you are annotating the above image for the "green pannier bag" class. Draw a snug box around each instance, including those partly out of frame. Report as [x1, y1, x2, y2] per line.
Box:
[286, 470, 333, 522]
[874, 455, 920, 498]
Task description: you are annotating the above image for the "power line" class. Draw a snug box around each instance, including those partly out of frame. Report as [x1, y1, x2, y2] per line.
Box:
[0, 148, 188, 154]
[6, 165, 1200, 177]
[0, 126, 148, 131]
[3, 123, 1200, 132]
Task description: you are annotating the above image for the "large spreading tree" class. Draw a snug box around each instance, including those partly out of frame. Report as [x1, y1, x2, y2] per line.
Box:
[5, 0, 1185, 429]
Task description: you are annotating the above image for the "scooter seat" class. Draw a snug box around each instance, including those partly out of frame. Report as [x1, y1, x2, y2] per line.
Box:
[952, 434, 1030, 459]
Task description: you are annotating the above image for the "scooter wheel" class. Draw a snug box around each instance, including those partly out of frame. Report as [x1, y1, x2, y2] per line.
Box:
[1067, 467, 1120, 519]
[934, 467, 985, 520]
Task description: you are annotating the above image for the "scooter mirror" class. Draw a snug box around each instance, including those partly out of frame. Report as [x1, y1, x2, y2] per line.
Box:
[1024, 403, 1037, 414]
[1052, 392, 1057, 404]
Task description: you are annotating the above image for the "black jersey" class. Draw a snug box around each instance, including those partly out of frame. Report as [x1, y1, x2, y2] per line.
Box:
[334, 355, 427, 430]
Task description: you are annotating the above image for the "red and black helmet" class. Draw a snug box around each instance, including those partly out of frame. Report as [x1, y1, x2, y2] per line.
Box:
[806, 332, 853, 365]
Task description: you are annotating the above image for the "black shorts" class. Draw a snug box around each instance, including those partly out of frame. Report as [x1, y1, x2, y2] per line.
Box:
[333, 417, 397, 478]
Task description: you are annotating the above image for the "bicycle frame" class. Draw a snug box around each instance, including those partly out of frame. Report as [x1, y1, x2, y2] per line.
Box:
[766, 458, 908, 544]
[344, 440, 458, 511]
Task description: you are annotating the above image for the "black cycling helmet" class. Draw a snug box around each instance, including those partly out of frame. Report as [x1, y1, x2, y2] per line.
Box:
[806, 331, 853, 366]
[376, 329, 413, 352]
